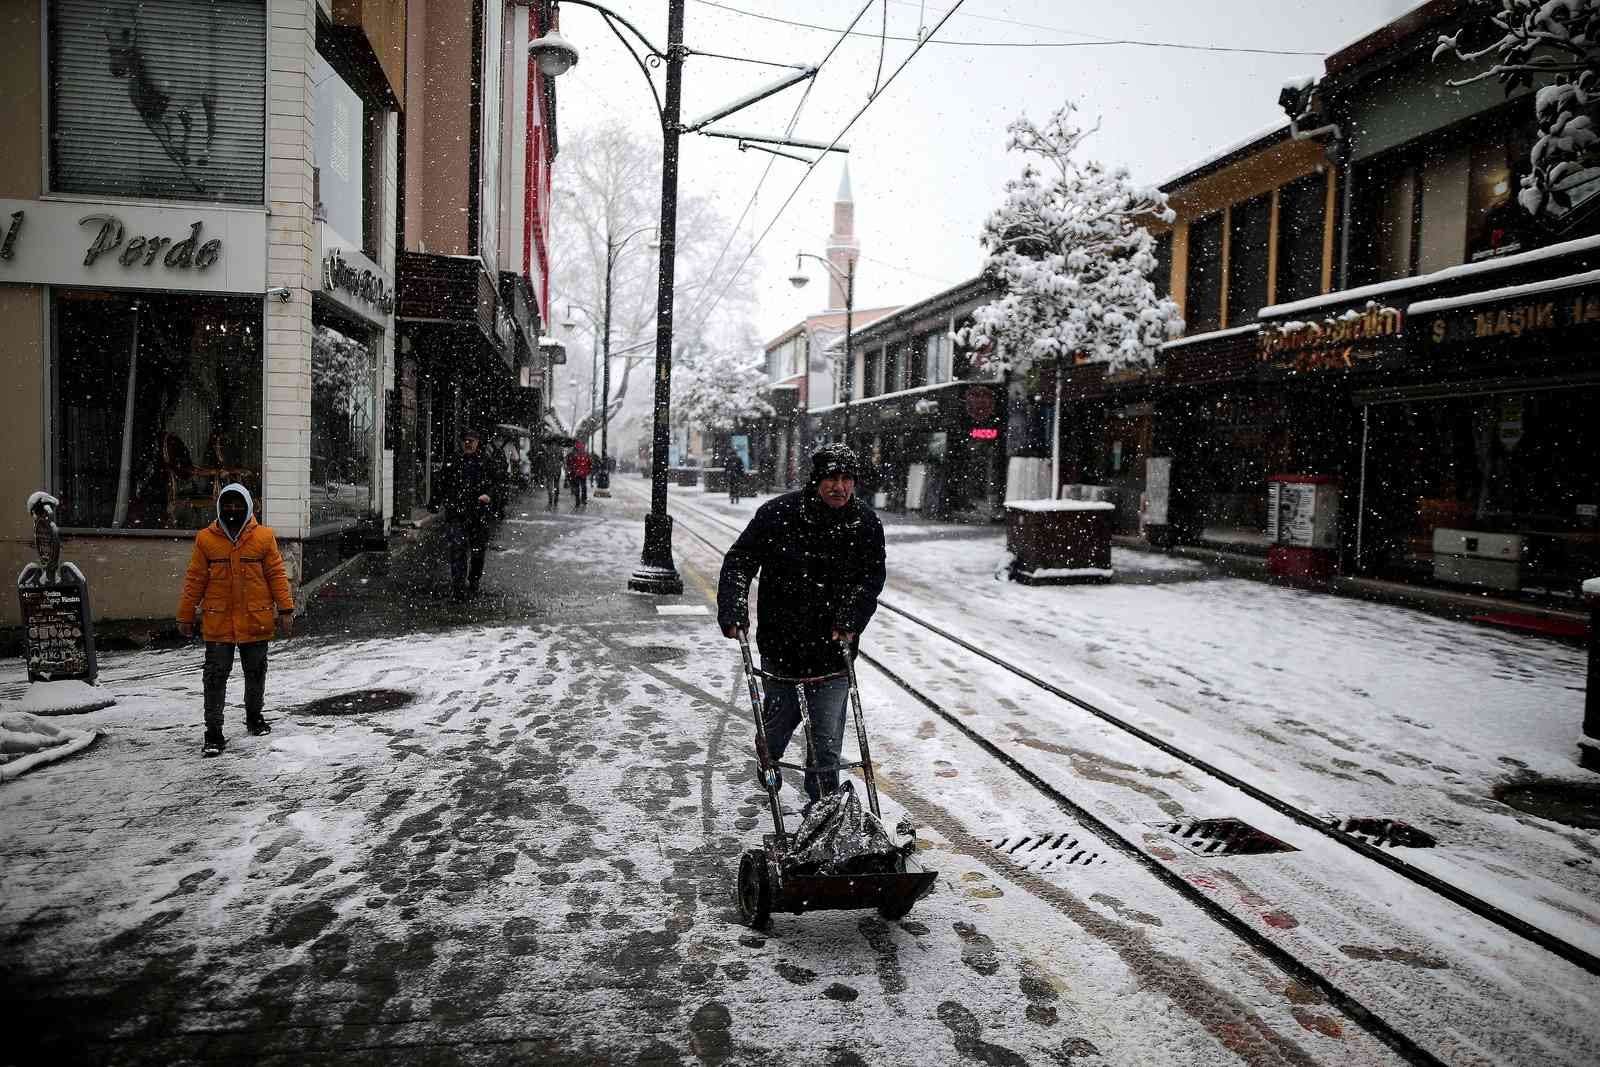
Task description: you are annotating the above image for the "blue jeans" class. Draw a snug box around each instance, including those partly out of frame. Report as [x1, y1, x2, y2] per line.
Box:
[761, 676, 849, 801]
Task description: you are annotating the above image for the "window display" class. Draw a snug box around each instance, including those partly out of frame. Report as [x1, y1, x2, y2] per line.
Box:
[310, 317, 376, 529]
[54, 291, 262, 530]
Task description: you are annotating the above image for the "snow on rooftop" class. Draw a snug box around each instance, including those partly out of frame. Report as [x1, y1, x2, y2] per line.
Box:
[1158, 120, 1289, 191]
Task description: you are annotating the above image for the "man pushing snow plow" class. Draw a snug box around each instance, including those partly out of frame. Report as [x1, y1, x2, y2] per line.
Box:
[718, 444, 935, 928]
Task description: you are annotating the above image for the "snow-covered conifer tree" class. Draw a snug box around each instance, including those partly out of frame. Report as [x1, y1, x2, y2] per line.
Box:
[1436, 0, 1600, 216]
[960, 102, 1183, 377]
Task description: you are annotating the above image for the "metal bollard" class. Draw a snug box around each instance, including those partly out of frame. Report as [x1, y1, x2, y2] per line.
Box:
[1584, 579, 1600, 771]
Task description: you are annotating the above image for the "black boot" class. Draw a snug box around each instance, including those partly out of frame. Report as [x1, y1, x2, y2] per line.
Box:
[202, 729, 226, 757]
[246, 715, 271, 737]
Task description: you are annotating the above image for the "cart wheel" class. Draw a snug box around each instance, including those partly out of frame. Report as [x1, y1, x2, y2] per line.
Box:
[877, 855, 916, 922]
[737, 848, 772, 929]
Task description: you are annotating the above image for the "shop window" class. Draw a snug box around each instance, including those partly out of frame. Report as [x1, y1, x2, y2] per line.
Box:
[1275, 174, 1326, 304]
[53, 292, 263, 530]
[1466, 129, 1539, 261]
[313, 50, 383, 257]
[864, 348, 884, 398]
[1419, 145, 1472, 274]
[1365, 388, 1600, 592]
[907, 335, 928, 389]
[922, 328, 952, 385]
[1151, 232, 1173, 300]
[1227, 194, 1271, 325]
[882, 345, 902, 395]
[1371, 159, 1419, 282]
[1185, 213, 1224, 333]
[50, 0, 267, 203]
[311, 316, 377, 529]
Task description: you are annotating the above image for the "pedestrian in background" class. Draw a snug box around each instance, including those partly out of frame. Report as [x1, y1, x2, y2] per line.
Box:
[175, 483, 295, 758]
[717, 444, 886, 803]
[429, 428, 500, 602]
[567, 440, 593, 510]
[727, 453, 745, 504]
[543, 441, 565, 510]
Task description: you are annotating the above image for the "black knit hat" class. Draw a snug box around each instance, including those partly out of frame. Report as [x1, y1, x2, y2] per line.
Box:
[809, 443, 860, 483]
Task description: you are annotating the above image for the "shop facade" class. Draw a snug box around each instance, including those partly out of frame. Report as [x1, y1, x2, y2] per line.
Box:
[810, 277, 1005, 520]
[0, 0, 403, 625]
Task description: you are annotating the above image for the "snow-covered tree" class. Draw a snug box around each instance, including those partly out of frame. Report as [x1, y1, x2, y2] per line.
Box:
[550, 121, 761, 449]
[959, 103, 1183, 377]
[1436, 0, 1600, 216]
[671, 333, 773, 435]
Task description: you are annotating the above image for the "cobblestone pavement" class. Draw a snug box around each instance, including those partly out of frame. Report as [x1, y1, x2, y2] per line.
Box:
[1, 489, 1406, 1065]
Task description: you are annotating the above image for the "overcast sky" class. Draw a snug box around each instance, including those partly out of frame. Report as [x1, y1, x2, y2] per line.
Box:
[553, 0, 1422, 343]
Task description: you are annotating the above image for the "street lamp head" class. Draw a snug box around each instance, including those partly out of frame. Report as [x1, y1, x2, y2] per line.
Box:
[787, 272, 810, 290]
[528, 31, 579, 77]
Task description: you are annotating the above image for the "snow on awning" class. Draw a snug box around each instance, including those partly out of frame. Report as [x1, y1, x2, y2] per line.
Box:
[1003, 499, 1116, 512]
[1406, 268, 1600, 317]
[1260, 233, 1600, 321]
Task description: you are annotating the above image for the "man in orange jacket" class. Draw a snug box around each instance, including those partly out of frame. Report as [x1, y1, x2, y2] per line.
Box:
[176, 483, 295, 757]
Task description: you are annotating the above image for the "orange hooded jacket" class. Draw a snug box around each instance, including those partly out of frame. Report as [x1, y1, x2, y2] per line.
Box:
[176, 484, 295, 643]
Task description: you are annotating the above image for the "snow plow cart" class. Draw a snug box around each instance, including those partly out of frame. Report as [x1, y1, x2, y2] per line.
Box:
[733, 632, 936, 928]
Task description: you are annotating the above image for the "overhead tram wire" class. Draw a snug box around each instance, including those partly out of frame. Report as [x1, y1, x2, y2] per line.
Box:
[693, 0, 1325, 57]
[679, 1, 877, 338]
[685, 0, 969, 341]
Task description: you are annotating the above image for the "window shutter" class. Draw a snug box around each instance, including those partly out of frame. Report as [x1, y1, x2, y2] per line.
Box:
[50, 0, 267, 204]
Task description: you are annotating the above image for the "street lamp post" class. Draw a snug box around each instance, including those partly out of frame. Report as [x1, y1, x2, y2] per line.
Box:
[534, 0, 835, 595]
[788, 252, 855, 443]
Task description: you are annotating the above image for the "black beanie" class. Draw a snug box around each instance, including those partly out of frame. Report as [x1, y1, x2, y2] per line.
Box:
[809, 443, 860, 484]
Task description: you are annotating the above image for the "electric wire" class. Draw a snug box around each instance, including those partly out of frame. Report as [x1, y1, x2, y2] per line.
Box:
[684, 0, 969, 340]
[693, 0, 1324, 57]
[679, 1, 878, 339]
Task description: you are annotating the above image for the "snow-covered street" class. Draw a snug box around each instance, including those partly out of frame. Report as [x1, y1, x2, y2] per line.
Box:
[2, 485, 1597, 1065]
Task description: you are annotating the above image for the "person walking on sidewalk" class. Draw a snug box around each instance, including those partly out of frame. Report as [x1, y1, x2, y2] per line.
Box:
[567, 440, 593, 510]
[542, 441, 565, 510]
[717, 443, 886, 802]
[176, 484, 295, 758]
[429, 427, 501, 601]
[727, 453, 745, 505]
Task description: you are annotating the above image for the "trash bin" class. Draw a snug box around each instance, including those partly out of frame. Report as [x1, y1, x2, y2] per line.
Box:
[1004, 499, 1115, 584]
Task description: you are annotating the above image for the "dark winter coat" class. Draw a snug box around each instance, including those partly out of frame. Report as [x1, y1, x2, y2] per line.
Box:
[717, 488, 886, 677]
[430, 452, 501, 524]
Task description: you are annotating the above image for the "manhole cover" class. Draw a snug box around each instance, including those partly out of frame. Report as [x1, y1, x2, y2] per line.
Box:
[1155, 817, 1297, 856]
[1330, 817, 1437, 848]
[988, 831, 1106, 871]
[296, 689, 416, 716]
[1494, 780, 1600, 830]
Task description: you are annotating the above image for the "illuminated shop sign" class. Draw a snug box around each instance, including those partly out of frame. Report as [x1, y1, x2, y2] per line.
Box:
[1424, 290, 1600, 345]
[969, 427, 999, 440]
[1257, 302, 1403, 373]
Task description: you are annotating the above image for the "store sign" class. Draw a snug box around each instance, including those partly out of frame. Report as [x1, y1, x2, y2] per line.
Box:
[0, 198, 266, 293]
[969, 427, 999, 440]
[322, 248, 395, 315]
[1258, 302, 1403, 373]
[1424, 290, 1600, 345]
[80, 215, 222, 271]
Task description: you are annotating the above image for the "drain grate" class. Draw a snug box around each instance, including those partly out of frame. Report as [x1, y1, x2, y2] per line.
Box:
[1155, 817, 1297, 856]
[1330, 817, 1437, 849]
[988, 831, 1106, 871]
[295, 688, 416, 716]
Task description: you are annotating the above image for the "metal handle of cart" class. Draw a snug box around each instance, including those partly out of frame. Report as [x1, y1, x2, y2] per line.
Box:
[736, 631, 883, 832]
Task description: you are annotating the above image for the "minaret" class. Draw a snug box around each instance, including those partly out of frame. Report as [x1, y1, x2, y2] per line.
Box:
[824, 160, 859, 311]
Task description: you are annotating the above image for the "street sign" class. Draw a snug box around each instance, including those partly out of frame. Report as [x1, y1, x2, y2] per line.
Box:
[16, 493, 97, 684]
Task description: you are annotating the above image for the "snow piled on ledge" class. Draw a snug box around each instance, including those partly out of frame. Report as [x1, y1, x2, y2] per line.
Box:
[1003, 499, 1116, 512]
